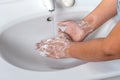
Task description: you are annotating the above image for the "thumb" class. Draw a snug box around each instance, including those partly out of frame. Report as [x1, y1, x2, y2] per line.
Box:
[58, 28, 64, 37]
[58, 28, 72, 41]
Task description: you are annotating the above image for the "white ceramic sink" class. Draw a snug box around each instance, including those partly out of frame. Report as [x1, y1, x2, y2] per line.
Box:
[0, 11, 89, 71]
[2, 0, 120, 80]
[1, 0, 120, 80]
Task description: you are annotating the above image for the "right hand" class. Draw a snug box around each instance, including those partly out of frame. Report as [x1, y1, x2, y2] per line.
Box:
[35, 29, 72, 59]
[58, 20, 94, 42]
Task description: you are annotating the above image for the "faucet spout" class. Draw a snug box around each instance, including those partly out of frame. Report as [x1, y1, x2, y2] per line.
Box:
[42, 0, 55, 12]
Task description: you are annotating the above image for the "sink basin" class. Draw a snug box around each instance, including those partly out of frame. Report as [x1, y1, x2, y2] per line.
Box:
[0, 11, 89, 71]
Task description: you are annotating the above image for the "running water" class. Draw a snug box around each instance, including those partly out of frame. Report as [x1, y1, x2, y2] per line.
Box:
[50, 11, 58, 37]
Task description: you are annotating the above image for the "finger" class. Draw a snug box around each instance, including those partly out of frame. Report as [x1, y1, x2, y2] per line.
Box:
[35, 39, 47, 49]
[35, 42, 42, 49]
[57, 20, 72, 26]
[58, 30, 73, 41]
[63, 32, 73, 41]
[45, 50, 58, 59]
[57, 22, 67, 26]
[58, 28, 62, 34]
[58, 29, 64, 37]
[46, 54, 58, 59]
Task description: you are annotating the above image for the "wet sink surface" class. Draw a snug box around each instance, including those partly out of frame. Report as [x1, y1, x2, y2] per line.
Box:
[0, 12, 88, 71]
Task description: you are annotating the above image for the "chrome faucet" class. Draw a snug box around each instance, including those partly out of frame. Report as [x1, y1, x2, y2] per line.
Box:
[42, 0, 55, 12]
[42, 0, 75, 12]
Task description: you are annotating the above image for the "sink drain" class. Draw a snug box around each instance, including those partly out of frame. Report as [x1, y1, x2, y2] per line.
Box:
[47, 17, 53, 22]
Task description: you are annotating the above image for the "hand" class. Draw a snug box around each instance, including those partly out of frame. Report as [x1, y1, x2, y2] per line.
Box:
[36, 29, 71, 59]
[58, 20, 94, 42]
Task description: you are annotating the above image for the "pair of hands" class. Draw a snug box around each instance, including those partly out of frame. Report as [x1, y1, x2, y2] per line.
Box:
[36, 20, 92, 59]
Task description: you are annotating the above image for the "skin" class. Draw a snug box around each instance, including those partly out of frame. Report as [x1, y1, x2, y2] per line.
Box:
[61, 0, 120, 61]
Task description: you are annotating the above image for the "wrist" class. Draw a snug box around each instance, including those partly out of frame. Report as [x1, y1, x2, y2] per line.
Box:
[80, 15, 98, 34]
[64, 42, 73, 58]
[64, 42, 76, 58]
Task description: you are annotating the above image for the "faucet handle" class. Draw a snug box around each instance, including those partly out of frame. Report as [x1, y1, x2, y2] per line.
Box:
[61, 0, 75, 7]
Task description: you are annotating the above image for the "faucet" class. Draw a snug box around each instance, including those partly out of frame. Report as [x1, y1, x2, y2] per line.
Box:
[42, 0, 75, 12]
[42, 0, 55, 12]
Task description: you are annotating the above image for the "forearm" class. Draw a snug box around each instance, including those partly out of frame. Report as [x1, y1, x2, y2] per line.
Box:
[83, 0, 117, 31]
[67, 38, 118, 62]
[66, 39, 104, 61]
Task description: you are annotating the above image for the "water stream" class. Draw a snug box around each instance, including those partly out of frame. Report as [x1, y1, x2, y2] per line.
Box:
[50, 11, 58, 37]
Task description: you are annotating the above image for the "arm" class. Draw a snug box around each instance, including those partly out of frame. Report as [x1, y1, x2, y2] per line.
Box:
[58, 0, 117, 42]
[83, 0, 117, 30]
[65, 0, 119, 61]
[67, 21, 120, 61]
